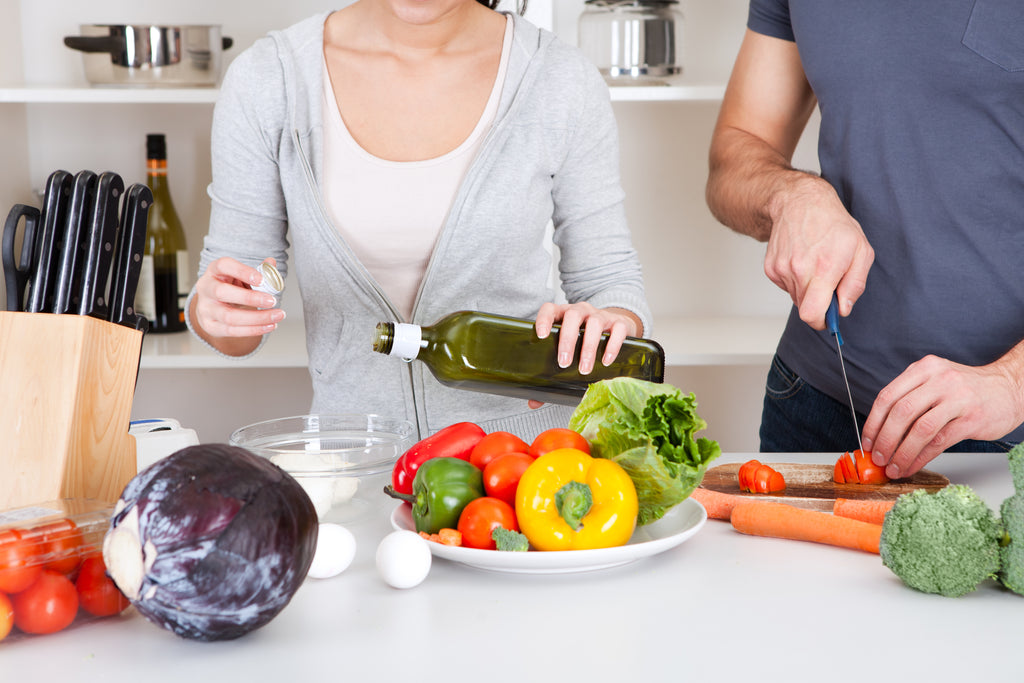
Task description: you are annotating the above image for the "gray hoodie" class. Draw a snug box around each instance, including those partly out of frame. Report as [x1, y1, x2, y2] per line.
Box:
[189, 12, 652, 441]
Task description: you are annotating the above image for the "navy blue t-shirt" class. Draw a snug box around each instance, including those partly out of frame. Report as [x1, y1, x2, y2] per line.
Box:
[748, 0, 1024, 441]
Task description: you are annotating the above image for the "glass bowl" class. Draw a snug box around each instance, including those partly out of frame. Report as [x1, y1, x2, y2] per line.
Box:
[230, 414, 416, 523]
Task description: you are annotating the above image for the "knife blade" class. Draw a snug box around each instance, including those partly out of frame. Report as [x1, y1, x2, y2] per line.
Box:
[108, 183, 153, 328]
[826, 293, 864, 454]
[3, 204, 41, 312]
[26, 170, 72, 313]
[77, 171, 125, 318]
[52, 170, 97, 314]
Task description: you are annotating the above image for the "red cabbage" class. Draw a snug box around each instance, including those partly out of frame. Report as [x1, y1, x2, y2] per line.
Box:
[103, 444, 319, 641]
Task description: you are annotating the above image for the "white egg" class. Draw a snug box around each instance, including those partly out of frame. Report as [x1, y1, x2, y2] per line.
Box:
[375, 530, 431, 589]
[307, 523, 357, 579]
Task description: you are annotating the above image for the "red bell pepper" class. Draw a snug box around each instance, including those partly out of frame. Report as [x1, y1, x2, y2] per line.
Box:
[390, 422, 486, 495]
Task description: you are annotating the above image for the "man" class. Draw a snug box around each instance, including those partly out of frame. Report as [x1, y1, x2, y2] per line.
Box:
[706, 0, 1024, 477]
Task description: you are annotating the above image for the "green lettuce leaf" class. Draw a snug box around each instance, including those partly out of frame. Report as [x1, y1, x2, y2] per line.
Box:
[569, 377, 721, 525]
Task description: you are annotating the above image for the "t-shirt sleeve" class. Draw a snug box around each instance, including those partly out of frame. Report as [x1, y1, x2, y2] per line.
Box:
[747, 0, 795, 42]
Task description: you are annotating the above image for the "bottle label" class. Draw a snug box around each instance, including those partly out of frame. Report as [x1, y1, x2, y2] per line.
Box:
[391, 323, 424, 360]
[176, 249, 191, 310]
[135, 254, 157, 322]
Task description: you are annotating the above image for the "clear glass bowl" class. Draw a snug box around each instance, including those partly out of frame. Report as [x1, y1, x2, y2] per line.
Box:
[230, 414, 416, 523]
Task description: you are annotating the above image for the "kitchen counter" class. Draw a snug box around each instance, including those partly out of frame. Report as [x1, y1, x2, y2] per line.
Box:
[3, 453, 1019, 682]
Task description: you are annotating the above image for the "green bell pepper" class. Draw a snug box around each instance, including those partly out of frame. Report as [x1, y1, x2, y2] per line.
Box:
[385, 456, 484, 534]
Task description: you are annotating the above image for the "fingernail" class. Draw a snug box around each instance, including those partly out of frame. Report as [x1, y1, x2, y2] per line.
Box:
[558, 351, 570, 368]
[862, 437, 873, 452]
[251, 273, 261, 286]
[273, 310, 286, 322]
[536, 326, 549, 339]
[601, 352, 614, 366]
[262, 296, 277, 308]
[887, 463, 900, 479]
[579, 360, 593, 375]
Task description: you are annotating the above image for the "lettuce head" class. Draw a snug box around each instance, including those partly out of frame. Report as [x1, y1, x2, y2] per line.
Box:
[569, 377, 721, 525]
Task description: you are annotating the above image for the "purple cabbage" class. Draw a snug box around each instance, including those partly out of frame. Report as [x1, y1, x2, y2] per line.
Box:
[103, 444, 319, 641]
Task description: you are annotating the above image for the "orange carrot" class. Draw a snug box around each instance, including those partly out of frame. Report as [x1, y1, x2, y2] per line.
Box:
[730, 502, 882, 554]
[437, 528, 463, 547]
[833, 498, 894, 526]
[689, 488, 757, 521]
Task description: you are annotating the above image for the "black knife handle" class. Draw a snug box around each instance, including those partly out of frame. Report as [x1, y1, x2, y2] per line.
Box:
[3, 204, 41, 312]
[27, 170, 72, 313]
[52, 170, 97, 314]
[78, 171, 125, 318]
[109, 183, 153, 328]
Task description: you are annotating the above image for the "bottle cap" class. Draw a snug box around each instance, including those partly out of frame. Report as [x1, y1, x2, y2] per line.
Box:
[146, 134, 167, 160]
[390, 323, 423, 360]
[252, 261, 284, 309]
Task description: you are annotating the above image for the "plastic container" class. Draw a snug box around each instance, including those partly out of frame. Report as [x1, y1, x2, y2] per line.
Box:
[0, 499, 128, 643]
[229, 415, 416, 523]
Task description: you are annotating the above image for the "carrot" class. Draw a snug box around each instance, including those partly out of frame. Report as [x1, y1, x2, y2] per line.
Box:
[730, 501, 882, 554]
[437, 528, 463, 547]
[689, 488, 757, 520]
[833, 498, 894, 526]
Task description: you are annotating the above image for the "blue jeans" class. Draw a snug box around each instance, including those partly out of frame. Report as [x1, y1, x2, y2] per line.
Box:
[759, 354, 1016, 454]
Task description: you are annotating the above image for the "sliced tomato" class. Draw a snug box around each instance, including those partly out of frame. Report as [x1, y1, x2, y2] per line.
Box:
[752, 465, 786, 493]
[737, 459, 763, 491]
[833, 450, 889, 485]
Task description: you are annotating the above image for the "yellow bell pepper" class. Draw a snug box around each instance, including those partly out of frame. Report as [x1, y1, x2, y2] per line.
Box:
[515, 447, 638, 551]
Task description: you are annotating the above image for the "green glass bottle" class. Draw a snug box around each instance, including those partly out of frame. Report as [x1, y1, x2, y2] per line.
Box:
[135, 133, 189, 333]
[372, 310, 665, 406]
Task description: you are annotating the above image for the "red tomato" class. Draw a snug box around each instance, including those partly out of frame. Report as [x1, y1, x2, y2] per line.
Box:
[36, 520, 84, 575]
[752, 465, 786, 493]
[76, 554, 130, 617]
[482, 452, 535, 507]
[457, 497, 519, 550]
[528, 428, 589, 458]
[469, 431, 531, 471]
[0, 592, 13, 642]
[11, 569, 78, 635]
[0, 530, 43, 594]
[834, 450, 888, 485]
[737, 459, 763, 491]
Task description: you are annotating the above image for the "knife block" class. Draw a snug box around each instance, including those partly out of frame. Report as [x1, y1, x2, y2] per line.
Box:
[0, 311, 142, 509]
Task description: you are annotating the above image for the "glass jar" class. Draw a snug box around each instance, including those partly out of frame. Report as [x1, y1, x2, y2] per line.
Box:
[578, 1, 684, 85]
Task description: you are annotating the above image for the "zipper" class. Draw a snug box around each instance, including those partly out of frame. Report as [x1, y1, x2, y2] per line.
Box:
[293, 129, 424, 434]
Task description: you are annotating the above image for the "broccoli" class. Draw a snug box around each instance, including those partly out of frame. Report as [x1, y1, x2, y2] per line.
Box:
[880, 485, 1003, 597]
[997, 443, 1024, 596]
[491, 527, 529, 552]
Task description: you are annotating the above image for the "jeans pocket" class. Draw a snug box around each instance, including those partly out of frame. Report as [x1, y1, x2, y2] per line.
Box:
[765, 354, 804, 400]
[962, 0, 1024, 72]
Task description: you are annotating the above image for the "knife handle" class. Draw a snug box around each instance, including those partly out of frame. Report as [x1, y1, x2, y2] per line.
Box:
[78, 171, 125, 318]
[826, 294, 843, 346]
[27, 170, 73, 313]
[52, 170, 97, 314]
[109, 183, 153, 328]
[3, 204, 40, 312]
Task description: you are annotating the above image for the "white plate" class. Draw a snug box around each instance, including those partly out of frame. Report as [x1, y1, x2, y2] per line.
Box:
[389, 497, 707, 574]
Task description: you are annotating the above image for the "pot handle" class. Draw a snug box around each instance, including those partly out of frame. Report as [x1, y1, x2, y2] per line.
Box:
[222, 37, 234, 51]
[64, 35, 126, 55]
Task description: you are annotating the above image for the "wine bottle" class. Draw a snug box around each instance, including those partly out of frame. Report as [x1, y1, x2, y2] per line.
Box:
[372, 310, 665, 406]
[135, 133, 189, 333]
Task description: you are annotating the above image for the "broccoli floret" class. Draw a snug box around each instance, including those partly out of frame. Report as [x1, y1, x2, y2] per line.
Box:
[1007, 443, 1024, 493]
[999, 494, 1024, 596]
[880, 485, 1003, 597]
[492, 527, 529, 552]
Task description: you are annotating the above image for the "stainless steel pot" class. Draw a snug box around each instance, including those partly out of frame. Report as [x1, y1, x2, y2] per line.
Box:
[64, 25, 233, 88]
[578, 1, 684, 85]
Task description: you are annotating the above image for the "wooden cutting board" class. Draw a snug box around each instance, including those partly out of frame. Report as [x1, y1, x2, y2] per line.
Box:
[698, 462, 950, 513]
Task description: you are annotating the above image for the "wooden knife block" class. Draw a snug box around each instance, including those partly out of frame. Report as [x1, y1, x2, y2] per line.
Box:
[0, 311, 141, 509]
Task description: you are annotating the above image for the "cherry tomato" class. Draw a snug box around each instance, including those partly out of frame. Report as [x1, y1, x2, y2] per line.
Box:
[457, 497, 519, 550]
[0, 592, 13, 642]
[469, 431, 531, 471]
[0, 530, 43, 594]
[528, 428, 589, 458]
[11, 569, 78, 635]
[76, 554, 130, 617]
[737, 459, 763, 491]
[482, 452, 535, 507]
[36, 520, 84, 575]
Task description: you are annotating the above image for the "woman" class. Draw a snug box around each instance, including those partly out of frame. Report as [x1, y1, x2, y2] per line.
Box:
[188, 0, 652, 439]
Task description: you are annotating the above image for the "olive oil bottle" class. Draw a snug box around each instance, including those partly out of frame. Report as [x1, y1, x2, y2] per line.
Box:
[135, 133, 189, 333]
[372, 310, 665, 405]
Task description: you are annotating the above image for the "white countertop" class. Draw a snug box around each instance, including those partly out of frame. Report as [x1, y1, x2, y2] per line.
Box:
[3, 452, 1019, 682]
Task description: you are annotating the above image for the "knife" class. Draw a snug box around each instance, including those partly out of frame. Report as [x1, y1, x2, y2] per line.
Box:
[2, 204, 41, 312]
[26, 170, 72, 313]
[826, 293, 864, 453]
[52, 170, 97, 314]
[108, 183, 153, 328]
[77, 171, 125, 318]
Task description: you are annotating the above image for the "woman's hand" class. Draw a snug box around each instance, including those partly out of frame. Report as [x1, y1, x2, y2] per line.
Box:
[190, 257, 285, 356]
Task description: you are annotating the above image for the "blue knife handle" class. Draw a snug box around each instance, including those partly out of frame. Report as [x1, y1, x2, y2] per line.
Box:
[826, 294, 843, 346]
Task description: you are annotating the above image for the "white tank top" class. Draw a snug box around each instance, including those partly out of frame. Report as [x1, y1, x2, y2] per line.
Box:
[321, 16, 513, 320]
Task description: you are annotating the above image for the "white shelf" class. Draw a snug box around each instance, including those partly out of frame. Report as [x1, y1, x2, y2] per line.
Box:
[138, 314, 785, 370]
[0, 85, 220, 104]
[0, 83, 724, 105]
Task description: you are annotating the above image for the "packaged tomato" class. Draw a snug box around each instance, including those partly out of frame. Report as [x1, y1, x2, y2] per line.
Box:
[0, 499, 129, 643]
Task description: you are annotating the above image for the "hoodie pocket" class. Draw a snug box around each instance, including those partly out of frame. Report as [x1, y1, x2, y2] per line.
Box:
[962, 0, 1024, 71]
